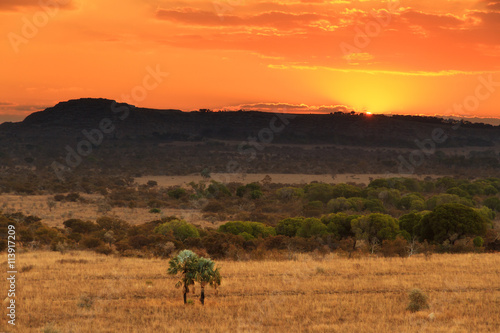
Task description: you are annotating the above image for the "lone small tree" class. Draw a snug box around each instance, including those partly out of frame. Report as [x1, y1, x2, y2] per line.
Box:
[168, 250, 222, 305]
[195, 257, 221, 305]
[201, 168, 211, 179]
[168, 250, 199, 304]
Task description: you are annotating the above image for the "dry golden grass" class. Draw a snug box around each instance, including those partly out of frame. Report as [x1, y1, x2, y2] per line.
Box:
[2, 251, 499, 332]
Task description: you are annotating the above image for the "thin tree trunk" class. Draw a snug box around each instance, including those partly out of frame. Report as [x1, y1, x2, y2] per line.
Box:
[183, 284, 187, 304]
[200, 286, 205, 305]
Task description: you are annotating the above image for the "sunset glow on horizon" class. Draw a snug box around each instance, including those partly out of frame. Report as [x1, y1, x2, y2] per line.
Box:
[1, 0, 499, 122]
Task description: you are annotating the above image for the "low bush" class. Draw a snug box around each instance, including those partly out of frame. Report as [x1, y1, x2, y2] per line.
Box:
[155, 219, 200, 241]
[81, 236, 102, 249]
[218, 221, 276, 239]
[406, 289, 429, 312]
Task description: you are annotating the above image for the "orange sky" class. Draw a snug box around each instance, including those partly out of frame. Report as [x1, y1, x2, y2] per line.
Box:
[1, 0, 499, 122]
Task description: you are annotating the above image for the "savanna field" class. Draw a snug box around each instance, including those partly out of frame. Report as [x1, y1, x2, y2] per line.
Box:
[0, 175, 499, 332]
[1, 251, 499, 333]
[2, 0, 500, 332]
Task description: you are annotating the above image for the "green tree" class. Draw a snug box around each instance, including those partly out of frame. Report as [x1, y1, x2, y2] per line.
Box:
[304, 183, 334, 203]
[326, 197, 351, 213]
[276, 187, 304, 201]
[398, 212, 425, 238]
[473, 236, 484, 247]
[168, 188, 186, 199]
[276, 217, 303, 237]
[239, 232, 254, 240]
[446, 187, 470, 198]
[237, 183, 262, 199]
[218, 221, 252, 235]
[155, 219, 200, 241]
[296, 218, 328, 238]
[402, 178, 421, 192]
[483, 185, 498, 196]
[368, 178, 391, 189]
[321, 213, 358, 239]
[206, 181, 231, 199]
[195, 257, 221, 305]
[377, 189, 401, 207]
[201, 168, 211, 179]
[347, 197, 365, 211]
[475, 206, 496, 221]
[418, 203, 489, 244]
[168, 250, 199, 304]
[351, 213, 399, 245]
[399, 193, 425, 211]
[63, 219, 98, 234]
[364, 199, 385, 213]
[96, 216, 130, 241]
[250, 189, 263, 199]
[189, 181, 207, 198]
[483, 197, 500, 211]
[218, 221, 275, 238]
[248, 222, 276, 238]
[435, 177, 458, 191]
[459, 182, 483, 196]
[426, 194, 472, 210]
[331, 183, 363, 198]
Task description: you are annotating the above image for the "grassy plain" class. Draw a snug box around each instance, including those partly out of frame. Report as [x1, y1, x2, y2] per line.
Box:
[2, 251, 499, 332]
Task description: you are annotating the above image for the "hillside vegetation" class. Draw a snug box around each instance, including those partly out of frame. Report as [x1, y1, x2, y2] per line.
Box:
[2, 176, 499, 258]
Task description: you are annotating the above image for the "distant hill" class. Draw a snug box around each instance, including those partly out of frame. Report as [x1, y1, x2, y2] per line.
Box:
[1, 98, 499, 148]
[0, 98, 498, 180]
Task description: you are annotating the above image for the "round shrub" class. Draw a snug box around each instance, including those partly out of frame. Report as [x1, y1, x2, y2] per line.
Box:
[218, 221, 275, 238]
[154, 219, 200, 241]
[168, 188, 186, 199]
[276, 218, 303, 237]
[406, 289, 429, 312]
[296, 218, 328, 238]
[418, 203, 488, 244]
[82, 236, 102, 249]
[327, 197, 351, 213]
[473, 236, 484, 247]
[239, 232, 255, 241]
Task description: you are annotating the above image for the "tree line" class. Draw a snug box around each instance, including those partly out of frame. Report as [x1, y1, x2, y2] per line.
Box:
[1, 176, 499, 258]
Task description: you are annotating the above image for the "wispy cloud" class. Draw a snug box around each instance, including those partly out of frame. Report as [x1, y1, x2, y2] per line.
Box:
[0, 102, 48, 114]
[224, 102, 353, 113]
[156, 8, 334, 30]
[267, 64, 500, 77]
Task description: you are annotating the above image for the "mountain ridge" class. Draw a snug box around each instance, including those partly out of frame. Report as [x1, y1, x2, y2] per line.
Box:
[0, 98, 499, 180]
[0, 98, 498, 130]
[1, 98, 498, 150]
